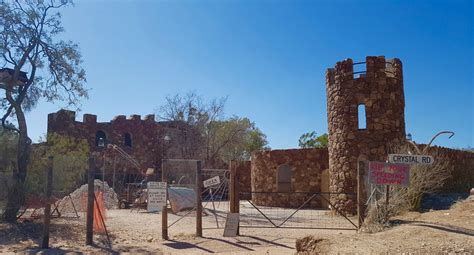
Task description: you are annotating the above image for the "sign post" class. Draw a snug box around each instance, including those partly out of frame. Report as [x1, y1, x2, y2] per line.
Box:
[147, 182, 167, 212]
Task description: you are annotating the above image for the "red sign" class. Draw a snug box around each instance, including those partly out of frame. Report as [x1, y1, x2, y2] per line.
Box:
[369, 162, 410, 186]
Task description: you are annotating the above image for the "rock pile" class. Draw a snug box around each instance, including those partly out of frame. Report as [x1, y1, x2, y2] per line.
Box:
[58, 180, 118, 214]
[295, 235, 328, 254]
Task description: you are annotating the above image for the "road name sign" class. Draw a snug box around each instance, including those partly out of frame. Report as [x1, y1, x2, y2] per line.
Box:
[147, 182, 167, 212]
[369, 162, 410, 187]
[388, 154, 434, 165]
[203, 176, 221, 188]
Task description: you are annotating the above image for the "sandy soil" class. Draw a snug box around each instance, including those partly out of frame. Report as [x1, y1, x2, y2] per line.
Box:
[1, 197, 473, 254]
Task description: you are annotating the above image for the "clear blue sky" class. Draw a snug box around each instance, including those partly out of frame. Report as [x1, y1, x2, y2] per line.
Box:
[27, 0, 473, 149]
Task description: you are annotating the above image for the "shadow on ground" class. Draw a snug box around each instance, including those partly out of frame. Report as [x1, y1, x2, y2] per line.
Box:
[392, 219, 474, 236]
[162, 234, 294, 253]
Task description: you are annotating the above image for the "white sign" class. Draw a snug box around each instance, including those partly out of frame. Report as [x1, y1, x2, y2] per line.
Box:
[147, 181, 167, 212]
[203, 176, 221, 188]
[388, 154, 434, 165]
[223, 213, 239, 237]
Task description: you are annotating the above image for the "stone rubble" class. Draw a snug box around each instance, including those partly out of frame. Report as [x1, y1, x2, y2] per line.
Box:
[58, 180, 118, 214]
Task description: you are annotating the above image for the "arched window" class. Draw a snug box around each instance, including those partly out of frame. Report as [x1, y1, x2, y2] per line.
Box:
[95, 130, 107, 147]
[277, 164, 292, 192]
[124, 133, 132, 147]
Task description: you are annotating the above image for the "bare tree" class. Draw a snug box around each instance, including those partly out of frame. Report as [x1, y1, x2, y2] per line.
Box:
[157, 92, 268, 167]
[0, 0, 87, 222]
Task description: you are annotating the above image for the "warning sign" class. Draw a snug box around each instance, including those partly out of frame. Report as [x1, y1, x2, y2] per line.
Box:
[369, 162, 410, 187]
[223, 213, 239, 237]
[147, 182, 167, 212]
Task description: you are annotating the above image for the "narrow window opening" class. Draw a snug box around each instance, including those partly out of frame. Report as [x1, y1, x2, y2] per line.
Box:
[277, 164, 292, 192]
[95, 130, 107, 147]
[124, 133, 132, 147]
[358, 104, 367, 130]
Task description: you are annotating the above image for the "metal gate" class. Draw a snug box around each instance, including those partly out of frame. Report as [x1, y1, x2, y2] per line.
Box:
[201, 169, 231, 230]
[238, 191, 359, 230]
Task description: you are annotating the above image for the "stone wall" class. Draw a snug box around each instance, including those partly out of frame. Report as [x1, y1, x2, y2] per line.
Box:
[47, 109, 201, 181]
[326, 56, 406, 212]
[250, 148, 329, 208]
[421, 146, 474, 193]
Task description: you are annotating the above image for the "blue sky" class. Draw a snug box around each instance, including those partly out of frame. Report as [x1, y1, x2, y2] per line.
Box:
[26, 0, 473, 149]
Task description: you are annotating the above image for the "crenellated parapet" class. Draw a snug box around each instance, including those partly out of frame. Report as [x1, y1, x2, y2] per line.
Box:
[48, 109, 158, 128]
[326, 56, 403, 84]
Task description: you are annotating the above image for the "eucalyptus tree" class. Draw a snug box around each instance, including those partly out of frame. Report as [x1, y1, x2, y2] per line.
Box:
[0, 0, 87, 222]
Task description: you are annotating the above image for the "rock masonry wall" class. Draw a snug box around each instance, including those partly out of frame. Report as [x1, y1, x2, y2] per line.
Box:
[326, 56, 406, 213]
[422, 146, 474, 193]
[47, 109, 201, 181]
[250, 148, 329, 208]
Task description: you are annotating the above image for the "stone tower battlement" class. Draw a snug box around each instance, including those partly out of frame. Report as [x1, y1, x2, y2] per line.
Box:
[326, 56, 406, 212]
[47, 109, 157, 128]
[326, 56, 403, 85]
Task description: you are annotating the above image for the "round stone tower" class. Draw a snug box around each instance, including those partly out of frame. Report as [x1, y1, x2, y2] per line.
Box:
[326, 56, 406, 212]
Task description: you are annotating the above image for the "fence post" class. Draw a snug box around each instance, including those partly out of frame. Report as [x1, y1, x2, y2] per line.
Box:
[41, 156, 54, 249]
[196, 160, 203, 237]
[161, 159, 169, 240]
[229, 161, 240, 214]
[162, 205, 168, 240]
[230, 161, 234, 213]
[229, 161, 240, 235]
[86, 157, 95, 245]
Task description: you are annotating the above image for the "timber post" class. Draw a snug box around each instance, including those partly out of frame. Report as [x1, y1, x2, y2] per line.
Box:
[41, 156, 54, 249]
[86, 157, 95, 245]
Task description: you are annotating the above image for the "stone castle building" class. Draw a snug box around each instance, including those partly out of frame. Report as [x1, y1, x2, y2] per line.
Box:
[45, 56, 473, 211]
[47, 109, 201, 182]
[244, 56, 473, 211]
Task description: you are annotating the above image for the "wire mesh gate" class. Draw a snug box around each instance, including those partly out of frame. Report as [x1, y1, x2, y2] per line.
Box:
[238, 191, 359, 230]
[162, 159, 201, 237]
[201, 169, 230, 230]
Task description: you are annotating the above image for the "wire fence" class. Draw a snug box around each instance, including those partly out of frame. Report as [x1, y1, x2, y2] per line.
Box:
[162, 159, 199, 230]
[239, 192, 358, 230]
[0, 155, 89, 220]
[201, 169, 230, 229]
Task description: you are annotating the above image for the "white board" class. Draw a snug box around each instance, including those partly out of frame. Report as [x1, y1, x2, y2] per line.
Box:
[147, 181, 167, 212]
[388, 154, 434, 165]
[203, 176, 221, 188]
[223, 213, 239, 237]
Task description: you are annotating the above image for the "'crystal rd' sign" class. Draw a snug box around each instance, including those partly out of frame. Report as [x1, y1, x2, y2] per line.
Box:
[388, 154, 434, 165]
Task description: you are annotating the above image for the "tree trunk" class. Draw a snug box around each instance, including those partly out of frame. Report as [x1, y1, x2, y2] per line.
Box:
[3, 107, 30, 222]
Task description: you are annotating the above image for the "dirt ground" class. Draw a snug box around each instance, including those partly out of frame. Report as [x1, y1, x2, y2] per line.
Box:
[1, 196, 473, 254]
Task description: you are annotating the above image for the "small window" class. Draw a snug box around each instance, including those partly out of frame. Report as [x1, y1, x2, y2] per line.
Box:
[124, 133, 132, 147]
[277, 164, 292, 192]
[358, 104, 366, 130]
[95, 130, 107, 147]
